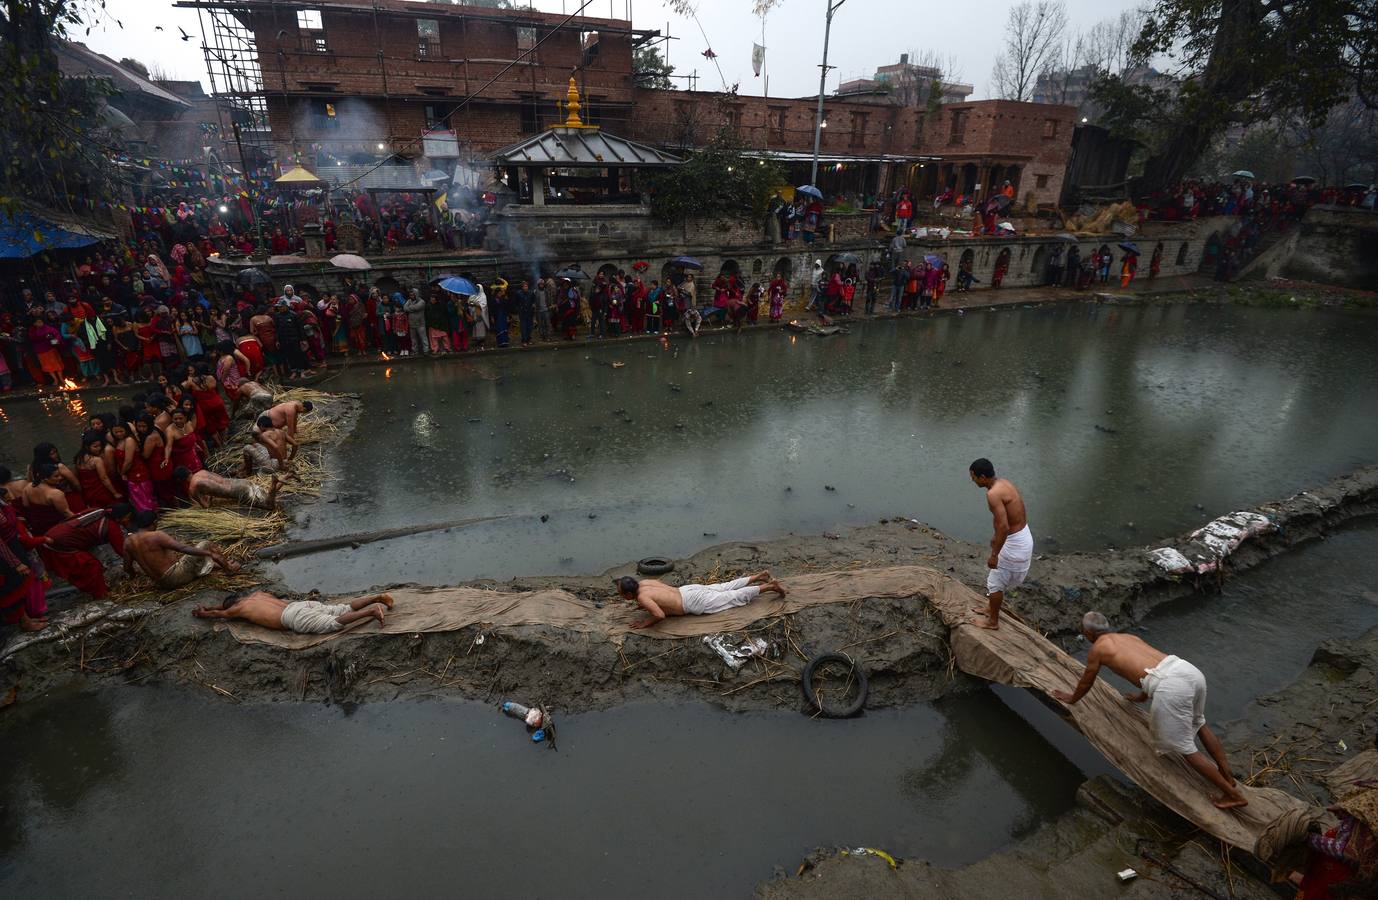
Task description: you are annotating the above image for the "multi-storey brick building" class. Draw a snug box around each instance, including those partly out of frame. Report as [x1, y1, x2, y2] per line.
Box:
[180, 0, 1076, 207]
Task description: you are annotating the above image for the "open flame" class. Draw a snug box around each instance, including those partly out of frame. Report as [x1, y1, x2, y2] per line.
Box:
[384, 367, 393, 379]
[379, 352, 392, 361]
[59, 378, 79, 391]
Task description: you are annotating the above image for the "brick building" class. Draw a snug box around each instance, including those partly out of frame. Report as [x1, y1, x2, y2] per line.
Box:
[181, 0, 1076, 207]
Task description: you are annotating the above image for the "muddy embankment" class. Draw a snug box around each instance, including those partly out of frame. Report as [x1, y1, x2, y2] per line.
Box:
[3, 463, 1376, 713]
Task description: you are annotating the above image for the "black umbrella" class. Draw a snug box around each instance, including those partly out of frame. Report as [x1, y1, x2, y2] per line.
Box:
[236, 267, 272, 287]
[1054, 233, 1079, 242]
[1118, 241, 1140, 255]
[988, 194, 1012, 211]
[554, 265, 590, 281]
[670, 256, 703, 269]
[831, 252, 861, 266]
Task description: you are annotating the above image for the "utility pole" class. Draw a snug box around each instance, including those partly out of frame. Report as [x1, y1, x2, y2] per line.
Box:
[809, 0, 845, 186]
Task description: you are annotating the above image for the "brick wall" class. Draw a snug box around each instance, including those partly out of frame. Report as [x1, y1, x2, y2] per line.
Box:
[625, 89, 922, 156]
[250, 4, 634, 103]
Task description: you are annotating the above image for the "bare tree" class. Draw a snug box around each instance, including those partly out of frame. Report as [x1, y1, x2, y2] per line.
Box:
[1081, 10, 1140, 78]
[1036, 34, 1087, 104]
[991, 0, 1069, 101]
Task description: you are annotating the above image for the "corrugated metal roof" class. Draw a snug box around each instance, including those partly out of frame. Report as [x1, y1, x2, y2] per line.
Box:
[492, 127, 682, 168]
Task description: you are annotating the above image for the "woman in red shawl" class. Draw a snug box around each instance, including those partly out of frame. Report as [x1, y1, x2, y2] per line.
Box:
[74, 431, 123, 509]
[0, 494, 47, 631]
[185, 363, 231, 446]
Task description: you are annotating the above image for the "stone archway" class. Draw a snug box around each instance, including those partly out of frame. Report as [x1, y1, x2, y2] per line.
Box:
[1176, 242, 1189, 266]
[959, 248, 974, 271]
[1030, 244, 1048, 276]
[772, 257, 793, 279]
[374, 275, 401, 299]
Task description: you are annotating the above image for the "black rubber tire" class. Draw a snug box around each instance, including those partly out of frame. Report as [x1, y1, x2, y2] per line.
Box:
[801, 652, 869, 718]
[637, 557, 675, 576]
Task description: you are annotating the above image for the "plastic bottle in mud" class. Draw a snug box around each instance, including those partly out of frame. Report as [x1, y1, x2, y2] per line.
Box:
[501, 701, 544, 728]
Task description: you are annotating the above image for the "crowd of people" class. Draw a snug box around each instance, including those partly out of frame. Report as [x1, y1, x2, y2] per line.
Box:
[0, 355, 312, 629]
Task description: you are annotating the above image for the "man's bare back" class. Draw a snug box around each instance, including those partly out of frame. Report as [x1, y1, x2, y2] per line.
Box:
[265, 400, 308, 435]
[188, 470, 235, 505]
[1083, 632, 1168, 690]
[125, 529, 238, 580]
[986, 478, 1027, 535]
[634, 579, 686, 616]
[194, 590, 394, 630]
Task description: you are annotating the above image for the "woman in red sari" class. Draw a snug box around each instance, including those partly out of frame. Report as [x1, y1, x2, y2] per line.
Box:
[186, 363, 231, 446]
[106, 421, 155, 513]
[137, 414, 176, 507]
[27, 443, 86, 514]
[74, 431, 123, 509]
[165, 406, 205, 477]
[0, 495, 47, 631]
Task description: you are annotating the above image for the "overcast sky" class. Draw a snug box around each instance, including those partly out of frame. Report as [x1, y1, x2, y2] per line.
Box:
[82, 0, 1143, 99]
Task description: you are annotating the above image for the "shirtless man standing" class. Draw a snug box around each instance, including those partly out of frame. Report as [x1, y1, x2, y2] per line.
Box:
[177, 467, 284, 510]
[615, 571, 786, 629]
[194, 590, 392, 635]
[255, 416, 297, 464]
[1052, 611, 1247, 810]
[263, 399, 313, 438]
[123, 511, 240, 588]
[969, 457, 1033, 630]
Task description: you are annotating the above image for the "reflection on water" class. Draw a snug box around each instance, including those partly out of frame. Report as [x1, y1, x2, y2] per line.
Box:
[4, 304, 1378, 592]
[276, 304, 1378, 590]
[0, 688, 1095, 898]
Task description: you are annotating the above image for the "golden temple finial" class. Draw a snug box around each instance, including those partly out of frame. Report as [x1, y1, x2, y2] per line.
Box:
[562, 76, 593, 128]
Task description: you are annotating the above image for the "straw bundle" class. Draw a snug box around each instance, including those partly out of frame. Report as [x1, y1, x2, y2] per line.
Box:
[158, 506, 288, 546]
[107, 567, 260, 607]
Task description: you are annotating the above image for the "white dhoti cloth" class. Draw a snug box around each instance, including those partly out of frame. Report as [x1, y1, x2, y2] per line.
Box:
[679, 577, 761, 615]
[156, 540, 215, 588]
[1142, 654, 1208, 755]
[987, 524, 1033, 594]
[279, 600, 352, 634]
[243, 443, 280, 475]
[226, 478, 271, 509]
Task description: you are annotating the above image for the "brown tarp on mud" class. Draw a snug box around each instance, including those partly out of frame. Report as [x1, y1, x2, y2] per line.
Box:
[223, 565, 952, 650]
[921, 581, 1323, 864]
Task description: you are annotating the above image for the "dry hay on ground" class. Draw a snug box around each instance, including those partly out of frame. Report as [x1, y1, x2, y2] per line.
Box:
[158, 506, 287, 548]
[106, 566, 259, 607]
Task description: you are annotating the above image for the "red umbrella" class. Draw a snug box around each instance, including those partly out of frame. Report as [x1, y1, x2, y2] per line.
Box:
[632, 260, 650, 271]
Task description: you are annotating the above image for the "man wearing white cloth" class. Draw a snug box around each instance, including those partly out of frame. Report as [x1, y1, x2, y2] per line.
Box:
[194, 590, 393, 634]
[969, 458, 1033, 630]
[1053, 612, 1248, 810]
[616, 572, 786, 629]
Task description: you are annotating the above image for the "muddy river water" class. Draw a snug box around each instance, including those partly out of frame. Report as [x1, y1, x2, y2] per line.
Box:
[3, 303, 1377, 591]
[3, 522, 1376, 896]
[2, 302, 1378, 895]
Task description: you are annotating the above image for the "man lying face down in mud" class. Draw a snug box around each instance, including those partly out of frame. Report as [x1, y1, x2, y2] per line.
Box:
[194, 590, 393, 634]
[615, 571, 786, 629]
[176, 466, 285, 510]
[1052, 611, 1248, 810]
[123, 510, 241, 589]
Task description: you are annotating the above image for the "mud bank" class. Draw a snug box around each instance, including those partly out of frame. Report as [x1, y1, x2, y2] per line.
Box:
[755, 775, 1283, 900]
[1226, 623, 1378, 800]
[2, 464, 1375, 713]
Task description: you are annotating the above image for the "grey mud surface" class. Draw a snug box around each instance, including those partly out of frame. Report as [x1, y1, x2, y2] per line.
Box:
[3, 462, 1376, 716]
